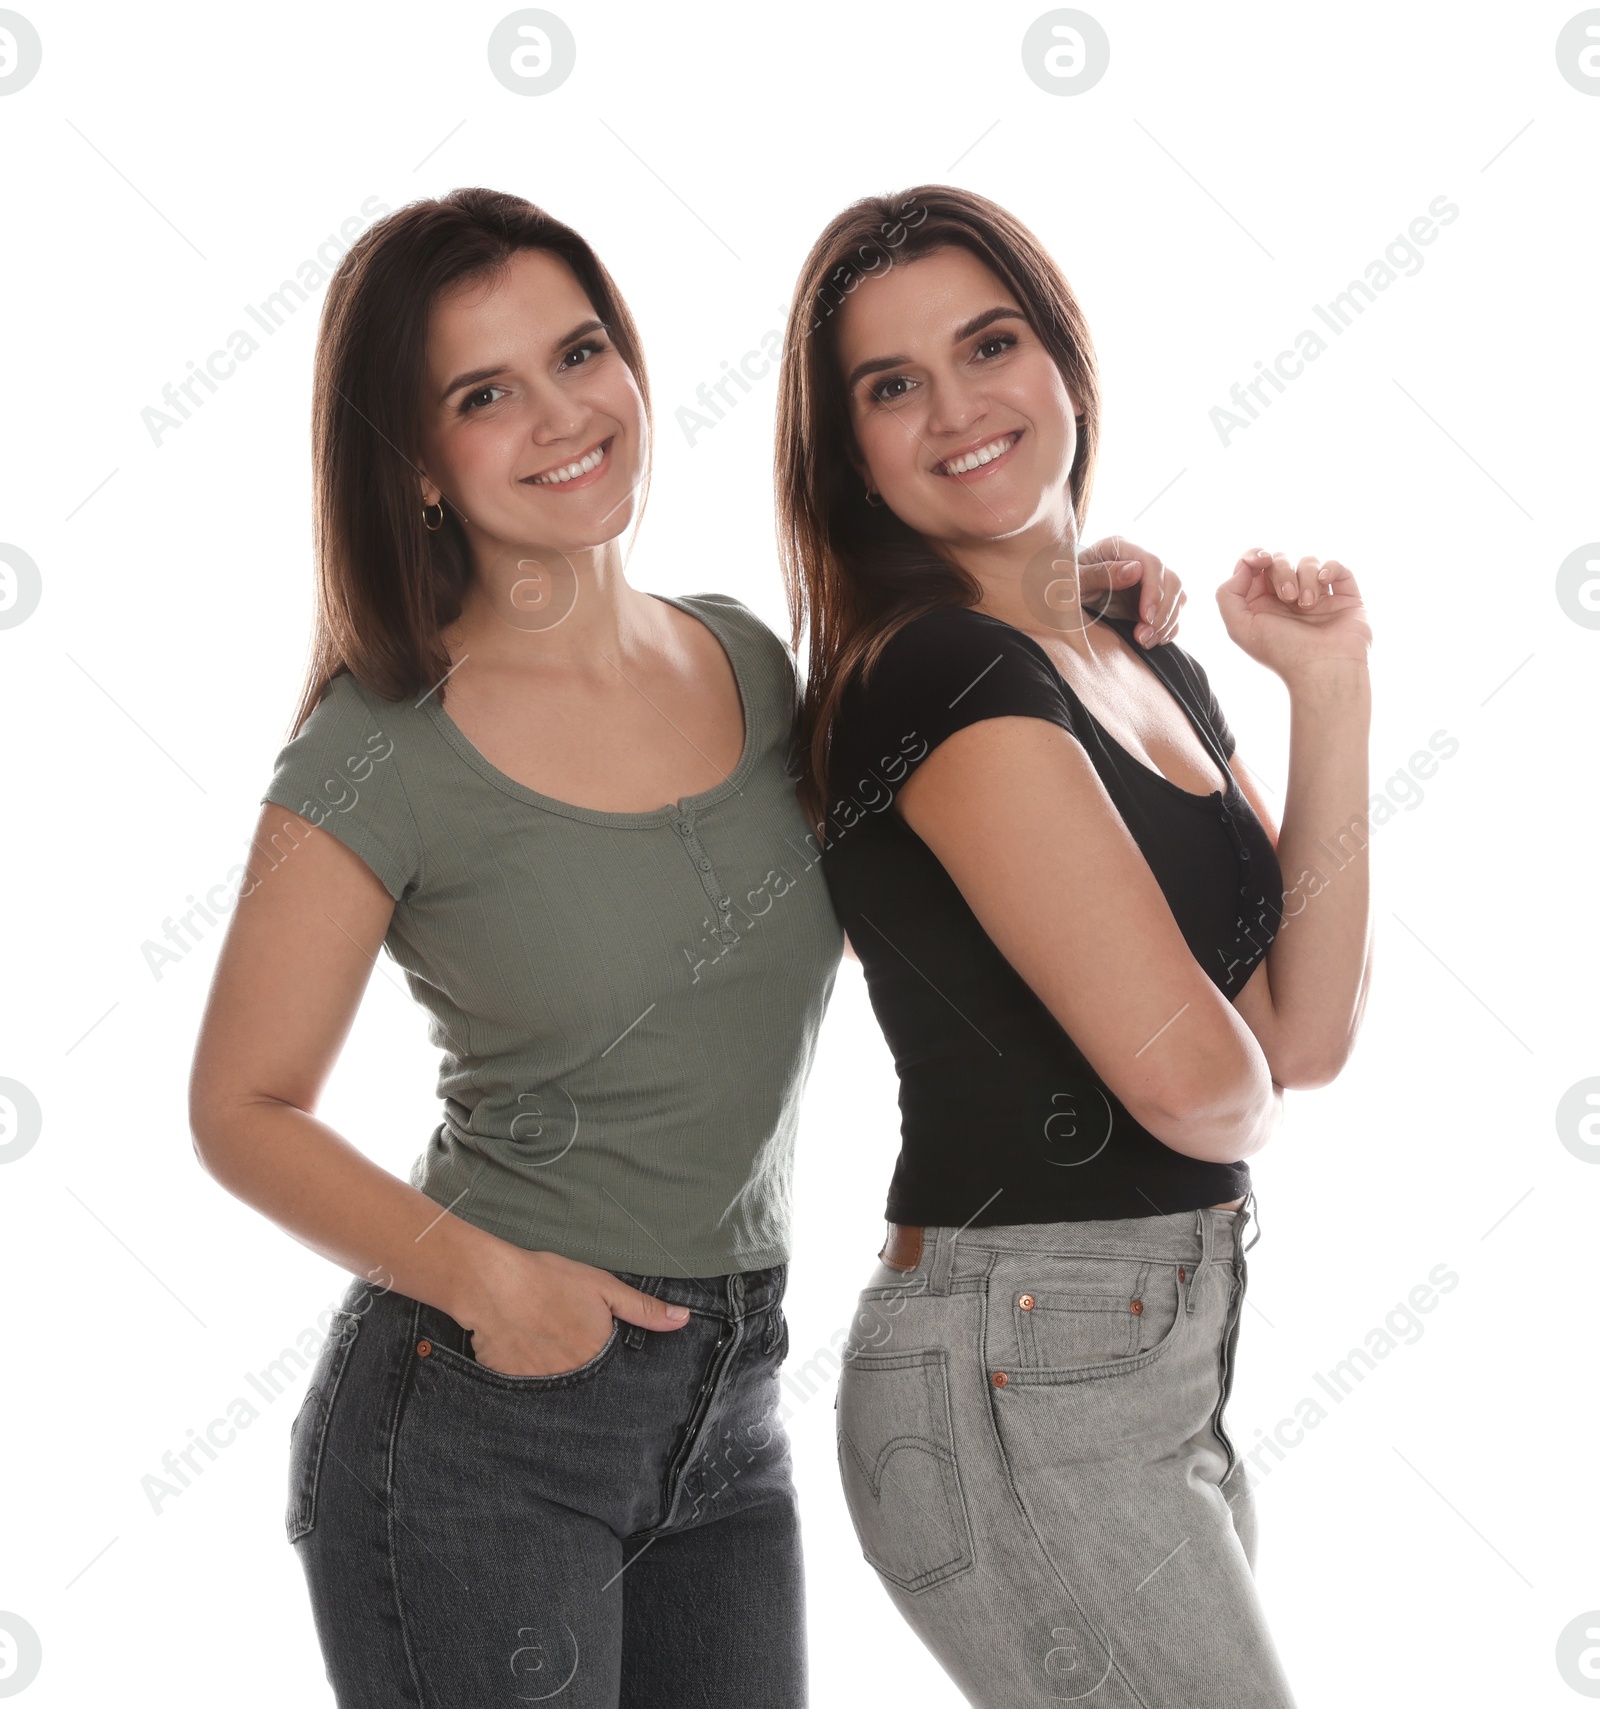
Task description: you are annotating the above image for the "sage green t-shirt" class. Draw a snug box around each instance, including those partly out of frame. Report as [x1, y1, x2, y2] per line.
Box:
[261, 592, 843, 1276]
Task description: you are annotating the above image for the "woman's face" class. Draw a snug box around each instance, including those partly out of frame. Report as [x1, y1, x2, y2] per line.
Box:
[417, 248, 645, 557]
[834, 244, 1081, 553]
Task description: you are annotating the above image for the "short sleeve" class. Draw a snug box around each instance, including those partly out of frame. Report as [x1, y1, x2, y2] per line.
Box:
[260, 673, 423, 902]
[826, 607, 1073, 820]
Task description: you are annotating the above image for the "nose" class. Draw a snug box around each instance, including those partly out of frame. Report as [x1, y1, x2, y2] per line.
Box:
[524, 375, 586, 446]
[922, 372, 987, 447]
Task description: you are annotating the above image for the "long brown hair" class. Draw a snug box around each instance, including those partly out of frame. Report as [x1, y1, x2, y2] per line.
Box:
[290, 188, 652, 736]
[775, 185, 1101, 823]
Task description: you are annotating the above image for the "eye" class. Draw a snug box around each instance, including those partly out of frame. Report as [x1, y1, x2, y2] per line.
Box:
[558, 337, 610, 371]
[868, 373, 916, 404]
[974, 332, 1019, 360]
[459, 384, 508, 414]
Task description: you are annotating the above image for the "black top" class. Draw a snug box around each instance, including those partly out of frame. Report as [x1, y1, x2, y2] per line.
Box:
[821, 606, 1284, 1228]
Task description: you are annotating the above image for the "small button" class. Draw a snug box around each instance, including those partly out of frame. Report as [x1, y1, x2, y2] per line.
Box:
[1239, 850, 1250, 860]
[1018, 1294, 1035, 1311]
[699, 858, 712, 870]
[992, 1371, 1008, 1388]
[1130, 1299, 1144, 1315]
[1218, 808, 1232, 822]
[676, 822, 693, 836]
[416, 1339, 432, 1357]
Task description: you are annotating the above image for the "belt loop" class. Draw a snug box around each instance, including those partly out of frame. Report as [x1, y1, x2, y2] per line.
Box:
[1242, 1188, 1261, 1254]
[1188, 1208, 1212, 1314]
[927, 1226, 956, 1297]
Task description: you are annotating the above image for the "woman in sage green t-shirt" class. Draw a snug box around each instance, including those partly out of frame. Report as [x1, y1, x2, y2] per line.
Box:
[187, 188, 1181, 1709]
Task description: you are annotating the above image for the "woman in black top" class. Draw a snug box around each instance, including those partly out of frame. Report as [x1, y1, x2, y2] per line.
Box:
[775, 188, 1372, 1706]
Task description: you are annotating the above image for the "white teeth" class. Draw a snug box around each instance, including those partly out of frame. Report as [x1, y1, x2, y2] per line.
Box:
[530, 443, 607, 485]
[939, 434, 1017, 476]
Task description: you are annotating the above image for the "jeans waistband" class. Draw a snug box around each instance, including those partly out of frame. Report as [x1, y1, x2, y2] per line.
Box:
[617, 1264, 788, 1321]
[369, 1262, 788, 1363]
[913, 1192, 1258, 1296]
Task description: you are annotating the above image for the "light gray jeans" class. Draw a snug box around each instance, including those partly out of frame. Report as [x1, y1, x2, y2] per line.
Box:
[835, 1197, 1297, 1707]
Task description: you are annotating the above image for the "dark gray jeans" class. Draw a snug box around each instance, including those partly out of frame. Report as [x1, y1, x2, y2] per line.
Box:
[836, 1198, 1297, 1707]
[287, 1265, 803, 1707]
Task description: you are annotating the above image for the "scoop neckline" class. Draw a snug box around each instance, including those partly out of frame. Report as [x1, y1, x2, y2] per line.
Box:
[969, 608, 1238, 809]
[417, 592, 758, 828]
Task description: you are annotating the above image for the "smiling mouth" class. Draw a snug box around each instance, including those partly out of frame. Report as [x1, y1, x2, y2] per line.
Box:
[933, 432, 1022, 478]
[524, 438, 612, 486]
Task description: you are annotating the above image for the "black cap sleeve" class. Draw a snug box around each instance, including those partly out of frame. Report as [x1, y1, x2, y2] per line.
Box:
[825, 607, 1074, 829]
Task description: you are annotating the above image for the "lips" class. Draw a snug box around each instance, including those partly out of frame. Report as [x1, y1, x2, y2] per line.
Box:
[933, 431, 1022, 478]
[523, 437, 612, 487]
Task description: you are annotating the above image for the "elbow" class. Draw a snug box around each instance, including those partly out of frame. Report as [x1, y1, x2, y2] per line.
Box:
[1132, 1053, 1276, 1164]
[187, 1074, 250, 1179]
[188, 1095, 228, 1177]
[1267, 1036, 1355, 1090]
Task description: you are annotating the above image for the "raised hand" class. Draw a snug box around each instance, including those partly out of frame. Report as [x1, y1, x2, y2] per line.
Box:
[1216, 547, 1372, 682]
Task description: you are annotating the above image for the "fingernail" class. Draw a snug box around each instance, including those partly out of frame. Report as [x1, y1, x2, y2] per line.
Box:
[1281, 582, 1295, 599]
[665, 1304, 689, 1322]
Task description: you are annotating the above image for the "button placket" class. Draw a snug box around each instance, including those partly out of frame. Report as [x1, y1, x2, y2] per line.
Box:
[673, 811, 739, 943]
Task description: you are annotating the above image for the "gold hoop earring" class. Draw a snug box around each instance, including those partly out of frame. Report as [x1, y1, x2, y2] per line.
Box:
[422, 501, 444, 532]
[864, 487, 884, 508]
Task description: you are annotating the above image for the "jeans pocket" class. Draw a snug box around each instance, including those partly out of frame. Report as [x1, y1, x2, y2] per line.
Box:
[990, 1255, 1188, 1385]
[426, 1318, 623, 1390]
[836, 1349, 974, 1594]
[286, 1310, 362, 1544]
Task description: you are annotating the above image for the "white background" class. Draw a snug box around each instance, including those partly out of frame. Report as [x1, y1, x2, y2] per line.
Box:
[2, 2, 1597, 1704]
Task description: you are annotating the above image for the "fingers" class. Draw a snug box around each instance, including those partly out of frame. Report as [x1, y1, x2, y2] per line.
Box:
[605, 1279, 691, 1332]
[1077, 534, 1127, 566]
[1268, 551, 1325, 609]
[1317, 557, 1360, 600]
[1232, 548, 1351, 609]
[1224, 547, 1271, 598]
[1151, 586, 1186, 645]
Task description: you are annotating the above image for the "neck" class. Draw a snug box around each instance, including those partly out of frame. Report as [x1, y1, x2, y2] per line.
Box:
[444, 532, 656, 677]
[949, 516, 1106, 663]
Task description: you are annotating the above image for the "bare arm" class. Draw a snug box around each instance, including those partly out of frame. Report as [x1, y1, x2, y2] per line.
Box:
[1219, 552, 1375, 1088]
[188, 803, 689, 1376]
[897, 718, 1279, 1165]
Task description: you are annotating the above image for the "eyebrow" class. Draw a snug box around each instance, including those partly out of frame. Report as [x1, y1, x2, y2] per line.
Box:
[844, 306, 1027, 394]
[440, 318, 608, 401]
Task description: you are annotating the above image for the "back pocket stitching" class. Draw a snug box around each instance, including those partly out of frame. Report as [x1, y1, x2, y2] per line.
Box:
[837, 1349, 975, 1594]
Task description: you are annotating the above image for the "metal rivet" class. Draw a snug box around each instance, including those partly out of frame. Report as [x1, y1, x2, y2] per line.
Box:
[1130, 1299, 1144, 1315]
[992, 1371, 1008, 1388]
[1019, 1294, 1035, 1311]
[416, 1339, 432, 1357]
[1178, 1267, 1186, 1283]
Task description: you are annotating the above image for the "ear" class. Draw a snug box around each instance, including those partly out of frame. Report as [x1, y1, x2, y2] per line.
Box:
[419, 475, 442, 507]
